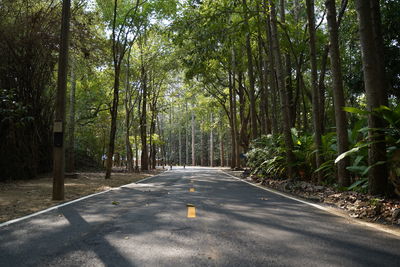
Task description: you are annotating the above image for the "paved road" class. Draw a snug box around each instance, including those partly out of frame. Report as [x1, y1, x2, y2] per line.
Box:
[1, 167, 399, 266]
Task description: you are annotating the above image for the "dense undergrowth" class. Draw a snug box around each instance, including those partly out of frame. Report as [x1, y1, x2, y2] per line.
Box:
[246, 105, 400, 197]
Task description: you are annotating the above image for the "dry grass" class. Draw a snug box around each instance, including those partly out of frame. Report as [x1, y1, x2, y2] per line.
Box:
[0, 170, 163, 223]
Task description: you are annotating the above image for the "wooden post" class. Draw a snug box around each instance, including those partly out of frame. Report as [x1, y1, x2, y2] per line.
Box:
[53, 0, 71, 200]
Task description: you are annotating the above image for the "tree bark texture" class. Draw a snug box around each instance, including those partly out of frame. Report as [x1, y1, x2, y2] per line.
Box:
[66, 57, 76, 173]
[325, 0, 350, 186]
[269, 0, 295, 179]
[355, 0, 388, 195]
[191, 109, 196, 166]
[242, 0, 258, 140]
[306, 0, 323, 182]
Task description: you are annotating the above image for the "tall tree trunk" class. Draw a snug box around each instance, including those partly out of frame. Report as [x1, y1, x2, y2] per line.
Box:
[210, 113, 214, 167]
[150, 116, 156, 169]
[325, 0, 350, 186]
[257, 20, 271, 134]
[263, 1, 279, 135]
[280, 0, 294, 128]
[231, 49, 241, 168]
[306, 0, 323, 182]
[238, 72, 250, 150]
[125, 96, 134, 173]
[229, 70, 237, 169]
[318, 45, 329, 135]
[53, 0, 71, 200]
[125, 59, 134, 173]
[191, 109, 196, 166]
[200, 129, 204, 166]
[179, 120, 182, 166]
[105, 0, 121, 179]
[242, 0, 258, 140]
[134, 131, 139, 172]
[140, 62, 149, 171]
[105, 67, 121, 178]
[220, 122, 225, 167]
[66, 57, 76, 173]
[355, 0, 388, 195]
[186, 103, 189, 165]
[269, 0, 295, 179]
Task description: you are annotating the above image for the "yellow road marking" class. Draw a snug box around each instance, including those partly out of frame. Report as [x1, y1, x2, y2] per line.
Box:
[189, 188, 195, 192]
[187, 204, 196, 218]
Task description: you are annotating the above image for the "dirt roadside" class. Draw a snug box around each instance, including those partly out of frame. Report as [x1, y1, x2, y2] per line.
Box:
[0, 170, 164, 223]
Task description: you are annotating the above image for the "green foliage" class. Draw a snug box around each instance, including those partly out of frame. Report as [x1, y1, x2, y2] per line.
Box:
[246, 134, 287, 178]
[336, 105, 400, 193]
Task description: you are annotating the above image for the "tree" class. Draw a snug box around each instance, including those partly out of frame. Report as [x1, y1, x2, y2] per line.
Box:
[269, 0, 295, 179]
[66, 58, 77, 173]
[355, 0, 388, 195]
[100, 0, 142, 179]
[306, 0, 323, 182]
[325, 0, 350, 186]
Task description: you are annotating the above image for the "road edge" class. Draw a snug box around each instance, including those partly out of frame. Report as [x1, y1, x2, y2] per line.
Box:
[0, 170, 168, 228]
[220, 170, 400, 238]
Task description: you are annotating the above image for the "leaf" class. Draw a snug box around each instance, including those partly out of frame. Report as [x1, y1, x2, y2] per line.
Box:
[347, 178, 368, 190]
[335, 147, 360, 163]
[343, 106, 369, 115]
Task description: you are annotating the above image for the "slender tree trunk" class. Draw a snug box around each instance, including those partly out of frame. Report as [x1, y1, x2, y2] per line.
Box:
[53, 0, 71, 200]
[269, 0, 295, 179]
[125, 104, 134, 172]
[125, 60, 134, 172]
[66, 57, 76, 173]
[210, 113, 214, 167]
[150, 117, 156, 169]
[140, 62, 149, 171]
[231, 49, 241, 168]
[355, 0, 388, 195]
[325, 0, 350, 186]
[263, 1, 279, 135]
[229, 71, 237, 169]
[242, 0, 258, 139]
[318, 45, 329, 134]
[169, 102, 172, 165]
[257, 21, 271, 134]
[105, 0, 121, 179]
[200, 129, 204, 166]
[280, 0, 294, 128]
[306, 0, 323, 182]
[191, 109, 195, 166]
[186, 103, 189, 165]
[105, 67, 120, 179]
[220, 122, 225, 167]
[134, 132, 139, 172]
[238, 72, 250, 151]
[178, 121, 182, 166]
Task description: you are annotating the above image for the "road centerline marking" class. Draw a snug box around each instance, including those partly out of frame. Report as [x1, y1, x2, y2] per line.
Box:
[187, 204, 196, 218]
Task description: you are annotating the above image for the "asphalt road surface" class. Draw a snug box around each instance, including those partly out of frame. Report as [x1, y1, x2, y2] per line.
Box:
[1, 167, 399, 266]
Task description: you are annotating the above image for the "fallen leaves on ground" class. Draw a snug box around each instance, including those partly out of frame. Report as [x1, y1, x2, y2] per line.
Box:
[226, 170, 400, 226]
[0, 169, 164, 223]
